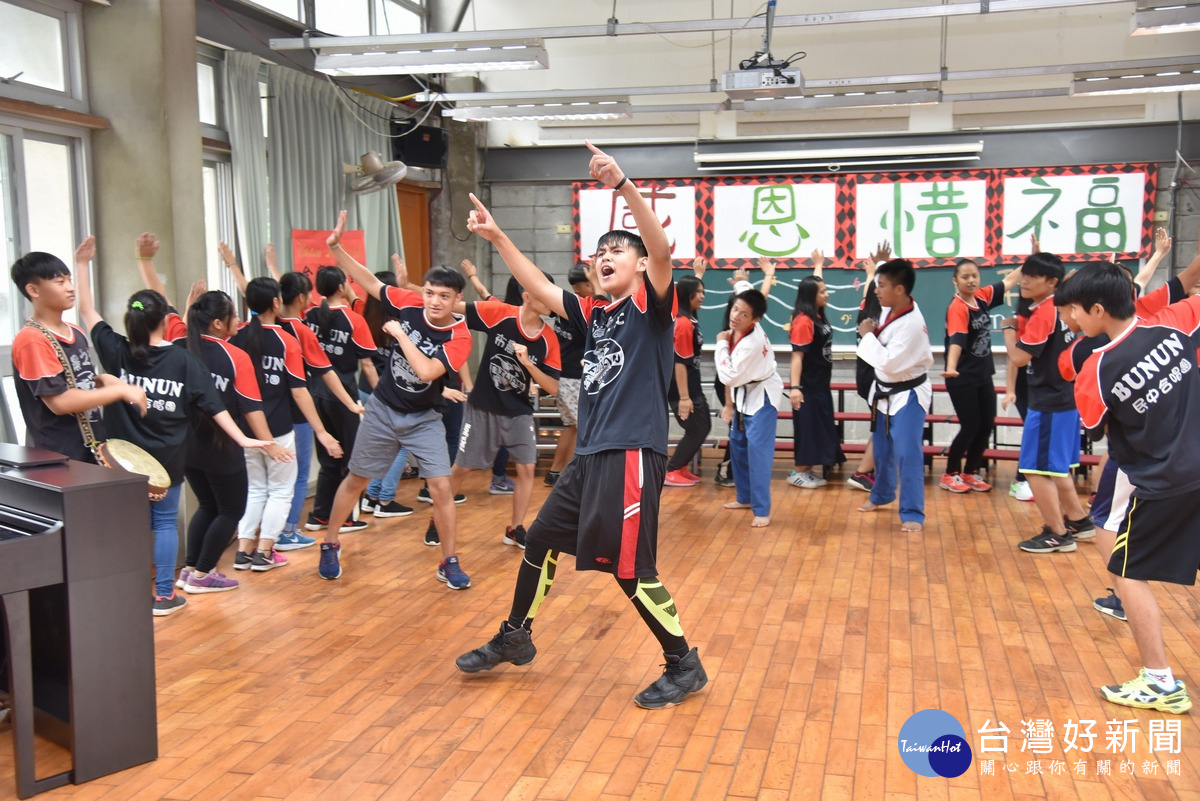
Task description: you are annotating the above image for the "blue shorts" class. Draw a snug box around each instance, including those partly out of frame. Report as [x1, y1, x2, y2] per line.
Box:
[1018, 408, 1081, 477]
[1090, 457, 1134, 531]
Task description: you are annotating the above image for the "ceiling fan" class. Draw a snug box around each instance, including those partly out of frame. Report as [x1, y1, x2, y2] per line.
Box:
[345, 151, 407, 195]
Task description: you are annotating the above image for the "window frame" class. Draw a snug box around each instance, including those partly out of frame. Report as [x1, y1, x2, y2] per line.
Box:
[0, 0, 88, 113]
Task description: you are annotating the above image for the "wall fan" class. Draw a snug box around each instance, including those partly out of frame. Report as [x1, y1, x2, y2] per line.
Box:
[345, 151, 407, 195]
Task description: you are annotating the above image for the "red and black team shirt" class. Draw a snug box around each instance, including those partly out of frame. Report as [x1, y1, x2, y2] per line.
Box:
[1017, 296, 1076, 412]
[374, 285, 471, 413]
[563, 279, 677, 456]
[303, 304, 376, 399]
[230, 322, 308, 437]
[669, 313, 705, 405]
[187, 335, 264, 474]
[12, 322, 107, 463]
[91, 322, 226, 486]
[278, 316, 334, 423]
[789, 312, 834, 391]
[1075, 295, 1200, 499]
[550, 312, 584, 380]
[1061, 278, 1187, 382]
[945, 282, 1005, 387]
[465, 301, 561, 417]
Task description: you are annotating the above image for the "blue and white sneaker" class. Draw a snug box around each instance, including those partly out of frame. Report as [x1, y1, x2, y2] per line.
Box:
[276, 530, 317, 551]
[489, 475, 516, 495]
[437, 555, 471, 590]
[318, 542, 342, 580]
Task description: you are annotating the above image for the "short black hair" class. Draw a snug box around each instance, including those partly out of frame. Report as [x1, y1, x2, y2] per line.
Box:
[567, 265, 590, 286]
[11, 252, 71, 300]
[425, 266, 465, 292]
[596, 229, 647, 258]
[734, 288, 767, 319]
[876, 258, 916, 295]
[1054, 262, 1135, 319]
[1022, 251, 1065, 283]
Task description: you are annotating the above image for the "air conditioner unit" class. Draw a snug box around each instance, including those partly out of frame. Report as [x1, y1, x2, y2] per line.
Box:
[721, 68, 804, 100]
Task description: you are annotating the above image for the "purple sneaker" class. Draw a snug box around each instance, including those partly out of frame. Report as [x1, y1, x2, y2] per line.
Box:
[184, 571, 240, 594]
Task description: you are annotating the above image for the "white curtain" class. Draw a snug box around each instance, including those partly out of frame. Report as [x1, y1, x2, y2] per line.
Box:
[223, 51, 269, 279]
[266, 65, 402, 272]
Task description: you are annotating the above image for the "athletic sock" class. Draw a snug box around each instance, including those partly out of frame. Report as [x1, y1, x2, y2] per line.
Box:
[1145, 666, 1176, 691]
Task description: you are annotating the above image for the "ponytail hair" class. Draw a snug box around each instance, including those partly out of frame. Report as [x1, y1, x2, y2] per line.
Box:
[792, 276, 826, 324]
[242, 277, 282, 395]
[186, 290, 237, 355]
[124, 289, 169, 365]
[314, 266, 345, 341]
[364, 270, 399, 345]
[279, 271, 312, 307]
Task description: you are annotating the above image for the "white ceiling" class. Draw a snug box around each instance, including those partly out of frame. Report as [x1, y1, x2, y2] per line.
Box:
[409, 0, 1200, 146]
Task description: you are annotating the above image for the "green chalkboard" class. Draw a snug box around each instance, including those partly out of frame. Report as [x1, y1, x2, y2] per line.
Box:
[680, 265, 1020, 351]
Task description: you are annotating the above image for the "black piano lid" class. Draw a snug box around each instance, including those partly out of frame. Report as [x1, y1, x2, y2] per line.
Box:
[0, 442, 69, 467]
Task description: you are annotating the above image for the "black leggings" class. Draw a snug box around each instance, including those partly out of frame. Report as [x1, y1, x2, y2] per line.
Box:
[313, 393, 361, 520]
[945, 382, 997, 475]
[667, 399, 712, 472]
[185, 465, 248, 573]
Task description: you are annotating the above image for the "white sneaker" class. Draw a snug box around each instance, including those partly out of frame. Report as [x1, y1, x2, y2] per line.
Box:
[1009, 480, 1034, 502]
[787, 470, 827, 489]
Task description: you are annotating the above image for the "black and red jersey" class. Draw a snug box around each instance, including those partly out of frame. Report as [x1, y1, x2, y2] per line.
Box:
[465, 300, 561, 417]
[373, 285, 471, 413]
[1017, 296, 1076, 412]
[550, 311, 585, 380]
[91, 322, 226, 485]
[1060, 277, 1186, 382]
[278, 316, 333, 423]
[303, 304, 376, 399]
[945, 281, 1004, 387]
[789, 312, 833, 391]
[562, 279, 677, 456]
[1075, 295, 1200, 499]
[230, 322, 308, 437]
[186, 335, 264, 474]
[669, 314, 705, 404]
[11, 322, 107, 463]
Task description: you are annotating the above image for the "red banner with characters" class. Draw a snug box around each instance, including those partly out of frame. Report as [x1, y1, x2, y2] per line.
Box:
[290, 229, 366, 302]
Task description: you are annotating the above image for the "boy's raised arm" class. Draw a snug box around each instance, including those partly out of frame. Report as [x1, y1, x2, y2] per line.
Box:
[467, 193, 566, 319]
[326, 210, 385, 301]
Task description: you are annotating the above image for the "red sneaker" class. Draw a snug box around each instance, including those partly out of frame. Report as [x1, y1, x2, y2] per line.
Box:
[664, 469, 699, 487]
[680, 468, 702, 482]
[959, 473, 992, 492]
[939, 473, 970, 493]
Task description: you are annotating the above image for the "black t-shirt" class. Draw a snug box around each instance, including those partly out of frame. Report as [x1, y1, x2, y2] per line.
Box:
[303, 304, 376, 399]
[465, 301, 561, 417]
[1060, 278, 1186, 382]
[373, 286, 471, 413]
[91, 322, 226, 485]
[229, 322, 308, 437]
[669, 314, 705, 404]
[12, 322, 107, 463]
[550, 311, 585, 380]
[186, 335, 265, 474]
[1016, 296, 1076, 412]
[564, 279, 677, 456]
[789, 313, 833, 391]
[945, 281, 1004, 387]
[278, 316, 333, 424]
[1076, 296, 1200, 499]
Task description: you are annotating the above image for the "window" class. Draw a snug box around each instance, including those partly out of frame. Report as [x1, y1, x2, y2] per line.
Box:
[197, 62, 220, 127]
[313, 0, 423, 35]
[0, 0, 84, 108]
[241, 0, 302, 22]
[202, 159, 238, 300]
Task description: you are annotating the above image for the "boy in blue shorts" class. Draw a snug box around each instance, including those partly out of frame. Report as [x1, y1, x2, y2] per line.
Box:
[1059, 260, 1200, 713]
[454, 142, 707, 709]
[1003, 251, 1092, 553]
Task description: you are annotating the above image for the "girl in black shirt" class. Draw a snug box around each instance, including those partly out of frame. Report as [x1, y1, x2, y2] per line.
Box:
[787, 276, 844, 488]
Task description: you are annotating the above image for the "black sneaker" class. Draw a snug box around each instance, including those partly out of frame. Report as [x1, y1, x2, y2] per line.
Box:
[424, 518, 440, 546]
[1018, 526, 1077, 553]
[417, 485, 466, 504]
[233, 550, 254, 571]
[339, 518, 369, 533]
[714, 461, 734, 487]
[304, 513, 327, 531]
[373, 501, 414, 518]
[503, 524, 527, 550]
[544, 471, 560, 487]
[455, 622, 537, 673]
[360, 495, 378, 513]
[1094, 588, 1127, 621]
[1065, 515, 1095, 540]
[633, 648, 709, 709]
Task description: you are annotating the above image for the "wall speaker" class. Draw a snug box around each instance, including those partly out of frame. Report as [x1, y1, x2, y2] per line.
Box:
[391, 120, 448, 169]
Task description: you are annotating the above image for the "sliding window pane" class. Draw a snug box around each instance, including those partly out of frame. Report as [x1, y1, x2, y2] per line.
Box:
[0, 3, 66, 92]
[316, 0, 370, 36]
[0, 134, 19, 347]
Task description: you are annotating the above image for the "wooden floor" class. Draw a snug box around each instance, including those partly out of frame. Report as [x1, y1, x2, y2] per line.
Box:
[5, 458, 1200, 801]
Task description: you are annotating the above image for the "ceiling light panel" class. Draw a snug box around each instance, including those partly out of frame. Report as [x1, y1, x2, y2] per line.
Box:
[1071, 66, 1200, 95]
[313, 39, 547, 76]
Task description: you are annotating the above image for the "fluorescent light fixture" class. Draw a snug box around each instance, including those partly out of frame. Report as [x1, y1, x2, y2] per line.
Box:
[742, 87, 941, 111]
[445, 100, 631, 122]
[1130, 5, 1200, 34]
[694, 141, 984, 166]
[1071, 66, 1200, 95]
[313, 39, 547, 76]
[695, 154, 982, 172]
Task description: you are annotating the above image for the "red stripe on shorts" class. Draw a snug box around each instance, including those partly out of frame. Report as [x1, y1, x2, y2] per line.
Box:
[618, 449, 643, 579]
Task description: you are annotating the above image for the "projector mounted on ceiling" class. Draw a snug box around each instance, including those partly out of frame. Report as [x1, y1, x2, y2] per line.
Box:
[721, 0, 805, 101]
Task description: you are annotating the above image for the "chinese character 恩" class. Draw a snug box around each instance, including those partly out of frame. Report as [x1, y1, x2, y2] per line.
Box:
[737, 185, 810, 257]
